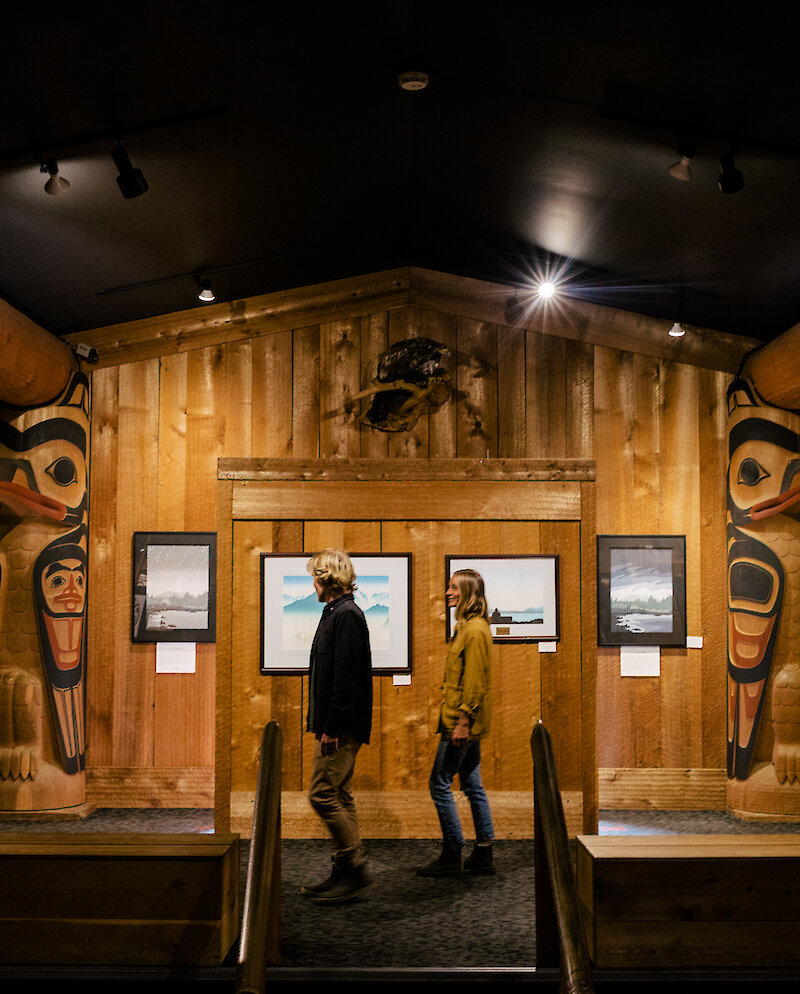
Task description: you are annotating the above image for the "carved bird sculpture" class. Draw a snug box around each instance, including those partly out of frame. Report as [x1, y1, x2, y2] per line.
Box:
[354, 337, 452, 432]
[727, 374, 800, 783]
[0, 371, 89, 809]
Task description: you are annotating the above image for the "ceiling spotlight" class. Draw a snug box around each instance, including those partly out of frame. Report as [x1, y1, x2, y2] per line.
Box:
[668, 322, 686, 337]
[398, 70, 429, 91]
[40, 157, 70, 196]
[668, 138, 697, 182]
[538, 281, 557, 299]
[197, 278, 215, 302]
[718, 152, 744, 194]
[111, 142, 149, 199]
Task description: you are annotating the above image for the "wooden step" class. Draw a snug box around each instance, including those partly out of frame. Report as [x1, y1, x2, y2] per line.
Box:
[576, 834, 800, 968]
[0, 833, 239, 966]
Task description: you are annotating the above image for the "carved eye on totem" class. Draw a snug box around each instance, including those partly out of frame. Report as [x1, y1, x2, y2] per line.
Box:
[45, 457, 78, 487]
[737, 457, 770, 487]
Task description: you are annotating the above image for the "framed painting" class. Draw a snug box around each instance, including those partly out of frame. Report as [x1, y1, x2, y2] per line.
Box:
[260, 553, 411, 674]
[132, 532, 217, 642]
[596, 535, 686, 646]
[445, 555, 559, 642]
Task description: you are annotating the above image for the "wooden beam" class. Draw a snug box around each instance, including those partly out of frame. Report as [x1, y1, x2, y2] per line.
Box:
[229, 480, 582, 521]
[409, 268, 759, 374]
[218, 456, 596, 482]
[64, 267, 758, 374]
[64, 269, 412, 368]
[743, 320, 800, 408]
[0, 298, 76, 406]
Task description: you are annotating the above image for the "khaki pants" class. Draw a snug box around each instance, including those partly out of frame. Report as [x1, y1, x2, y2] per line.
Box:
[308, 734, 363, 865]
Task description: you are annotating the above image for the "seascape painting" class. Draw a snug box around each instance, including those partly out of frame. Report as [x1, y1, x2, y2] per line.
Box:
[445, 555, 559, 642]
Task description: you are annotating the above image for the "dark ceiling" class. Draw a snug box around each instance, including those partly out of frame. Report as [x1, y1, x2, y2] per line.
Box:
[2, 3, 799, 345]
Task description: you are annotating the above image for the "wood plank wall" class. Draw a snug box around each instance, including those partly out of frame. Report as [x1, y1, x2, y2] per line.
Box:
[77, 268, 746, 815]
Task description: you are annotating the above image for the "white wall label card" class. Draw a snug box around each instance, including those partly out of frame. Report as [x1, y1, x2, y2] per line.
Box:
[538, 642, 557, 653]
[620, 645, 660, 677]
[686, 635, 704, 649]
[156, 642, 197, 673]
[392, 673, 412, 686]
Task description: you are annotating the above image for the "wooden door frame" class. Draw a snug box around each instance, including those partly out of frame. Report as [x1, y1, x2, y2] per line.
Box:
[215, 457, 597, 835]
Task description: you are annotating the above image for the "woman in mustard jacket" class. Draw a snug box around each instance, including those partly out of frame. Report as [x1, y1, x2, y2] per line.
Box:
[417, 568, 495, 876]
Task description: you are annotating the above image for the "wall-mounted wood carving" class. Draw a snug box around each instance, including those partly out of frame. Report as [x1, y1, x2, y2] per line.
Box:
[727, 332, 800, 816]
[352, 337, 452, 432]
[0, 371, 89, 810]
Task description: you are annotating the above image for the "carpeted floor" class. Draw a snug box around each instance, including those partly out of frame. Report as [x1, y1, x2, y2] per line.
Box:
[1, 807, 799, 969]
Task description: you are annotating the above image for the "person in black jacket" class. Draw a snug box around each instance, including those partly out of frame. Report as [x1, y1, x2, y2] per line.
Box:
[302, 548, 373, 903]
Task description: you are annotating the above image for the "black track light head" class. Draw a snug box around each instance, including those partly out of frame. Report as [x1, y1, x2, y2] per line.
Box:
[111, 142, 149, 199]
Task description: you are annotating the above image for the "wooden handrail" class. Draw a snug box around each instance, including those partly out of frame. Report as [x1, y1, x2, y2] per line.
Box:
[531, 719, 595, 994]
[235, 720, 283, 994]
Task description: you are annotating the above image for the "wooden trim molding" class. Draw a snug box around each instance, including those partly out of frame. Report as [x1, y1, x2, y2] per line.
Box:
[219, 456, 596, 482]
[230, 789, 585, 840]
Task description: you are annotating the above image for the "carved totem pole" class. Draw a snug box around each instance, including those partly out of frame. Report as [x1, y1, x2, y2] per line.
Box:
[727, 327, 800, 818]
[0, 370, 89, 810]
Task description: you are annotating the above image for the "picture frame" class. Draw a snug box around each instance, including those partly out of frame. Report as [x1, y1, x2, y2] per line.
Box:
[596, 535, 686, 647]
[260, 553, 411, 674]
[132, 532, 217, 642]
[445, 555, 559, 643]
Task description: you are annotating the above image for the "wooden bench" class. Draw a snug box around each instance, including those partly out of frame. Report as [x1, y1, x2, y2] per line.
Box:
[0, 833, 239, 966]
[577, 834, 800, 968]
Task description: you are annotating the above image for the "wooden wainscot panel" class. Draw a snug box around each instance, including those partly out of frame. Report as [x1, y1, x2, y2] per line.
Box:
[230, 789, 584, 840]
[577, 834, 800, 968]
[0, 834, 239, 966]
[230, 480, 582, 521]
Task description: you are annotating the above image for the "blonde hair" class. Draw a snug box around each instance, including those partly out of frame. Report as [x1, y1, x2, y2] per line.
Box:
[451, 569, 489, 624]
[307, 548, 357, 596]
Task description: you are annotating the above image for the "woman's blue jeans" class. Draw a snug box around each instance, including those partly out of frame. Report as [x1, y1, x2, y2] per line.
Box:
[428, 736, 494, 847]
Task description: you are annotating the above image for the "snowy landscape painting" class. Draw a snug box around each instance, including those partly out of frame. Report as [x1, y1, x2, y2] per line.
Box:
[597, 536, 686, 647]
[131, 532, 217, 643]
[261, 554, 411, 672]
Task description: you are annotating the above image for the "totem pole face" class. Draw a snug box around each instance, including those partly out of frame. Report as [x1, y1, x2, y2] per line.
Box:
[727, 376, 800, 780]
[0, 372, 89, 775]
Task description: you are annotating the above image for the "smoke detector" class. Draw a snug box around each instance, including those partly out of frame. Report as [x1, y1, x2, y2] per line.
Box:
[398, 70, 429, 91]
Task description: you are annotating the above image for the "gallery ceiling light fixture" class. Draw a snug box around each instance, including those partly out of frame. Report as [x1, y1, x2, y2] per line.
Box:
[718, 151, 744, 194]
[668, 321, 686, 337]
[40, 157, 70, 196]
[197, 278, 215, 302]
[667, 137, 697, 182]
[111, 141, 149, 199]
[538, 281, 557, 298]
[398, 69, 429, 91]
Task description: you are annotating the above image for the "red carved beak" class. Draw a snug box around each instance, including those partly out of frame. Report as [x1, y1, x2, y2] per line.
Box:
[0, 481, 67, 521]
[750, 479, 800, 521]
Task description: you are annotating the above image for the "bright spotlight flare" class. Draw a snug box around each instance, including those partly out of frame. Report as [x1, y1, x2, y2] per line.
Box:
[538, 281, 557, 299]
